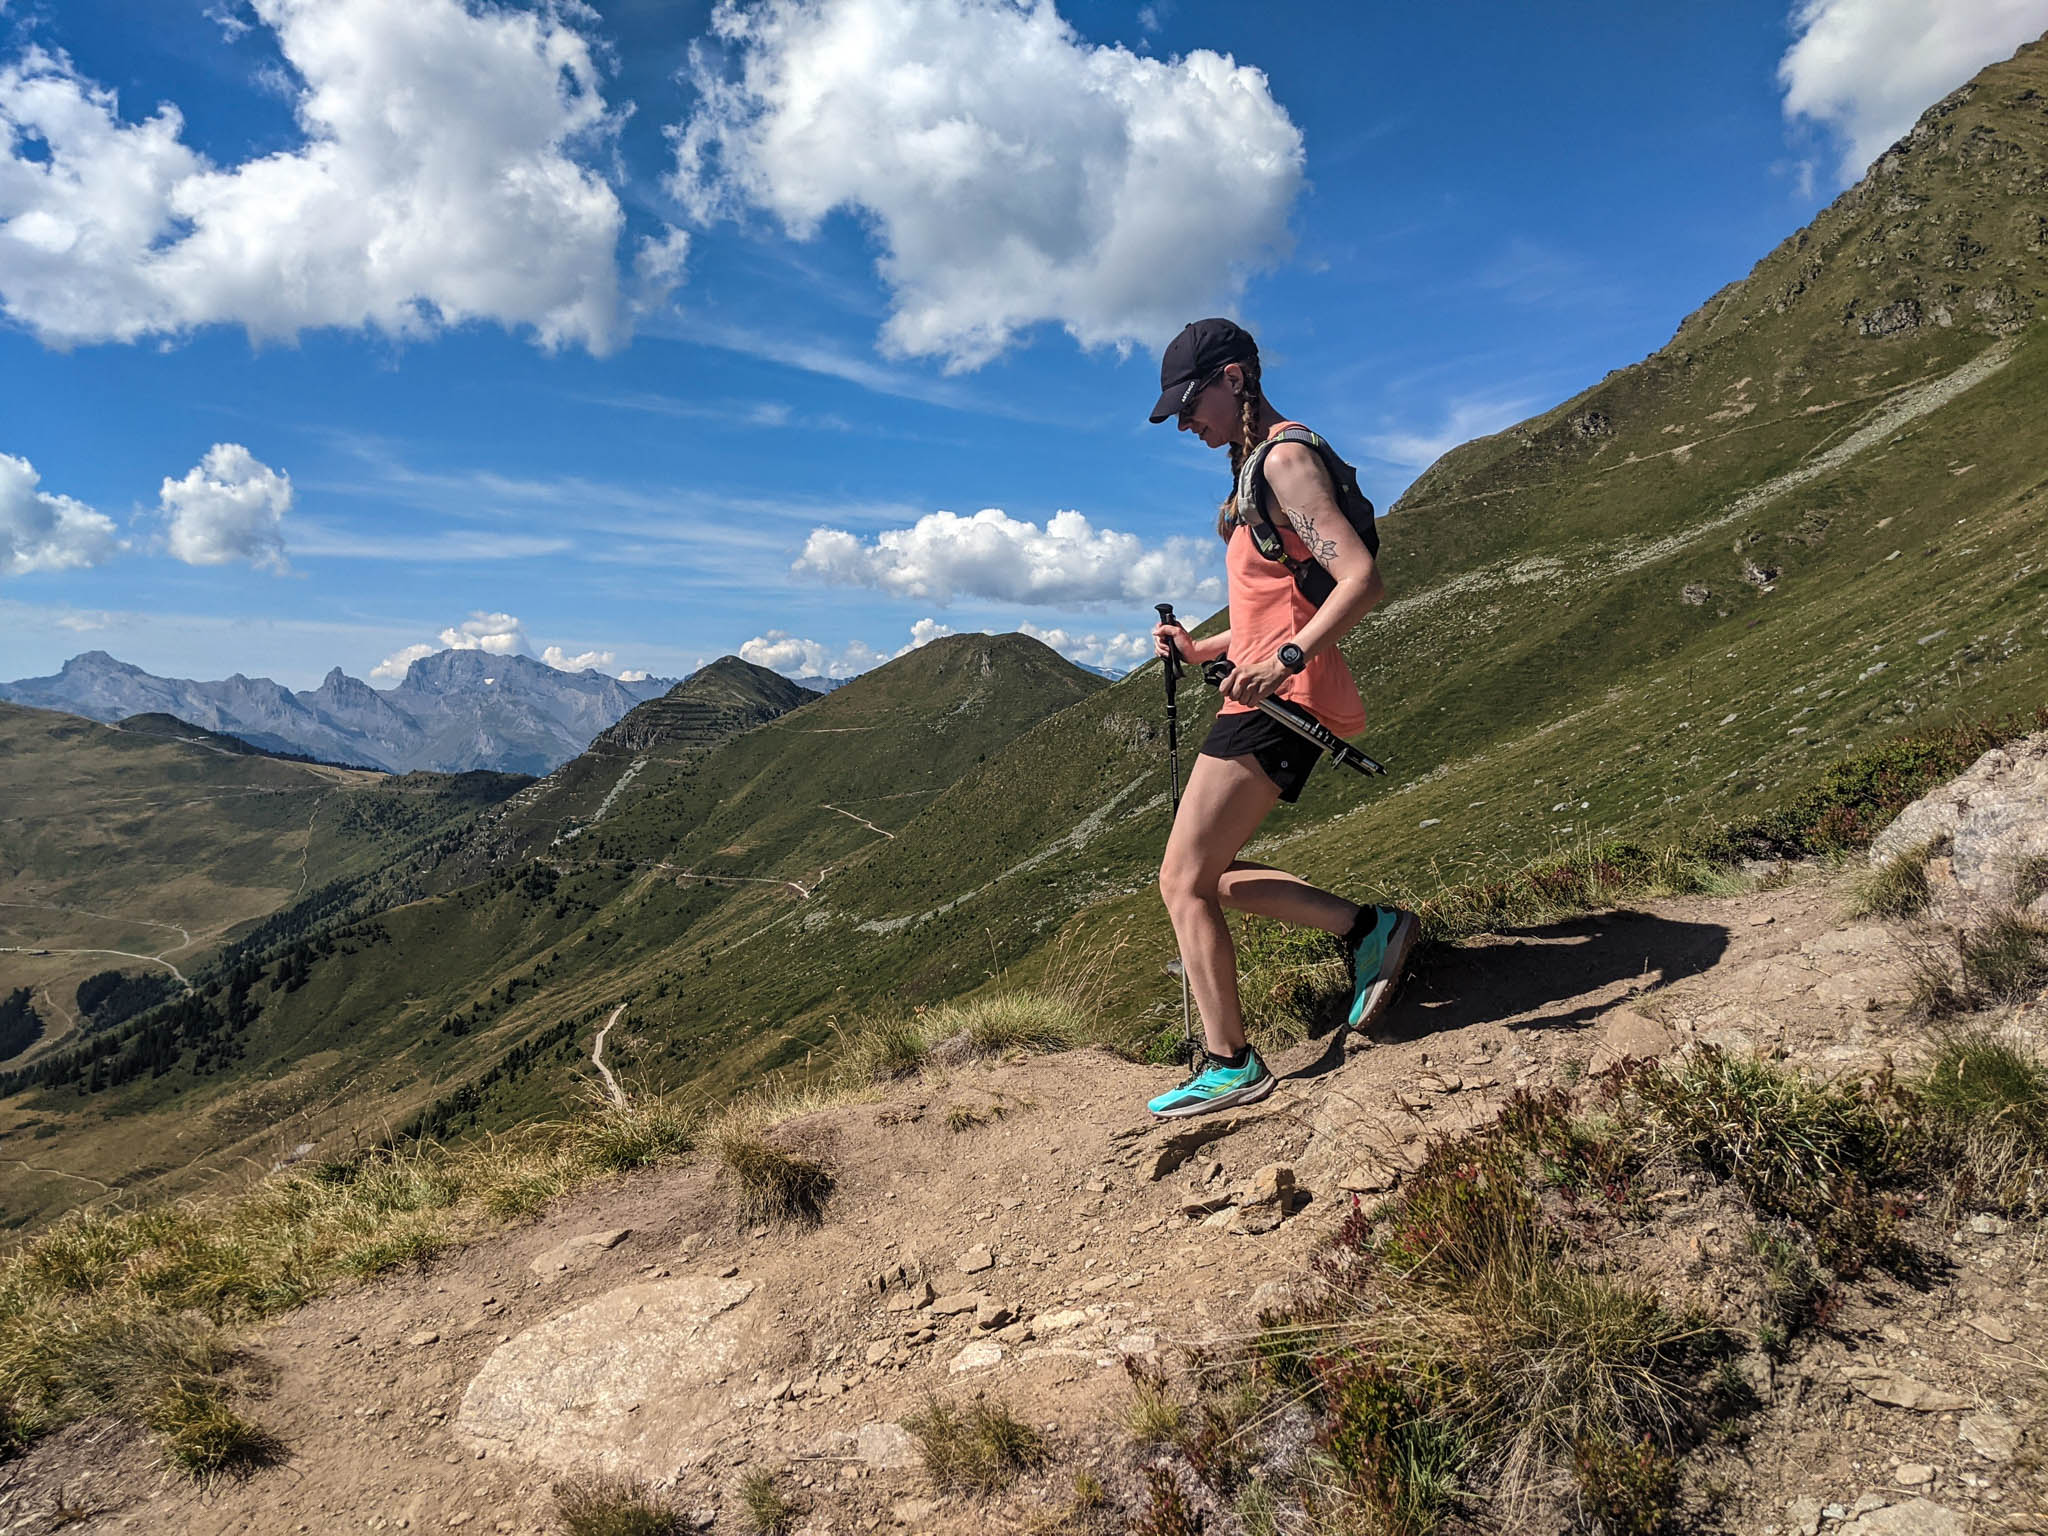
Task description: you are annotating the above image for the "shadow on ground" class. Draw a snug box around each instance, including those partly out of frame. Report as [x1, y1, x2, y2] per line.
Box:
[1285, 910, 1729, 1083]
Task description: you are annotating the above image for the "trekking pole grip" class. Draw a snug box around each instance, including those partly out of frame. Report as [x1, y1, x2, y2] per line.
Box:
[1154, 603, 1183, 685]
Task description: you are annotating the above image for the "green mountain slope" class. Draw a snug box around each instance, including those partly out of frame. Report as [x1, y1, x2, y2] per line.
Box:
[446, 656, 820, 875]
[0, 637, 1102, 1229]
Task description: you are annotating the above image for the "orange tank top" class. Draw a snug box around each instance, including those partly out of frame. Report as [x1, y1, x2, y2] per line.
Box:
[1219, 423, 1367, 737]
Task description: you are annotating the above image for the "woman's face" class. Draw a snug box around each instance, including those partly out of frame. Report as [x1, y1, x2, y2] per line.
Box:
[1176, 362, 1245, 449]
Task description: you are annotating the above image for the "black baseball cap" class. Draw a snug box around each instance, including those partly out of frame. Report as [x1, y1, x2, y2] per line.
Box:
[1148, 317, 1258, 423]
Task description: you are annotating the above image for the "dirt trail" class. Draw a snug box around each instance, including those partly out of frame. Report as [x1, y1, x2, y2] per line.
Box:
[6, 866, 2041, 1535]
[590, 1004, 627, 1110]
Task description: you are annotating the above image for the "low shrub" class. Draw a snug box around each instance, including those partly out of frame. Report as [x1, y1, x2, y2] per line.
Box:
[1632, 1048, 1916, 1276]
[1572, 1432, 1680, 1536]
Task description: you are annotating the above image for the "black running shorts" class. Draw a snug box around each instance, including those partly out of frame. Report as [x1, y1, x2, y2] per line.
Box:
[1200, 706, 1318, 803]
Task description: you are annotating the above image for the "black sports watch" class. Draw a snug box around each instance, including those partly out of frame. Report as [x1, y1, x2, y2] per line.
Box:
[1278, 642, 1306, 673]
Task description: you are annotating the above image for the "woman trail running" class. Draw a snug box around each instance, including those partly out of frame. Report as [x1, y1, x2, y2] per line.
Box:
[1145, 317, 1418, 1119]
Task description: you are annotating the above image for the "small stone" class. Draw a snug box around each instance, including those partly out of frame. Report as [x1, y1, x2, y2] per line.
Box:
[974, 1298, 1014, 1330]
[857, 1421, 919, 1469]
[892, 1498, 938, 1525]
[931, 1290, 984, 1316]
[1966, 1314, 2015, 1343]
[1034, 1309, 1089, 1333]
[1240, 1164, 1295, 1206]
[1590, 1009, 1677, 1071]
[1751, 913, 1777, 926]
[1335, 1165, 1397, 1194]
[1228, 1203, 1285, 1236]
[948, 1340, 1003, 1374]
[1786, 1495, 1823, 1536]
[1896, 1464, 1935, 1486]
[1116, 1333, 1158, 1355]
[718, 1265, 740, 1279]
[1846, 1369, 1971, 1412]
[1850, 1498, 1966, 1536]
[1397, 1089, 1435, 1112]
[1970, 1214, 2011, 1236]
[957, 1245, 995, 1274]
[886, 1279, 934, 1312]
[1960, 1409, 2021, 1462]
[994, 1321, 1032, 1345]
[865, 1341, 892, 1365]
[407, 1331, 440, 1347]
[1083, 1177, 1110, 1194]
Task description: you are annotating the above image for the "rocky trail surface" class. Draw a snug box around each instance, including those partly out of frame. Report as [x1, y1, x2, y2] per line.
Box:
[3, 863, 2043, 1535]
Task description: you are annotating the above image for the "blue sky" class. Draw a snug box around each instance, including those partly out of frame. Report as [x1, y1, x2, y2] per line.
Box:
[3, 0, 2043, 687]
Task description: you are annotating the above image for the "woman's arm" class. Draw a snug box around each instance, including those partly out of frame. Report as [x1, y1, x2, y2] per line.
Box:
[1262, 444, 1382, 661]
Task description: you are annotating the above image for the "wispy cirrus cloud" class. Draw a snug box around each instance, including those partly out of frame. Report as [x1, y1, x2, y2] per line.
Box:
[1362, 395, 1541, 477]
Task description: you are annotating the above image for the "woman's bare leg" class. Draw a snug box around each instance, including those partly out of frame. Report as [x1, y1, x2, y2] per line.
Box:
[1216, 861, 1361, 935]
[1159, 753, 1284, 1057]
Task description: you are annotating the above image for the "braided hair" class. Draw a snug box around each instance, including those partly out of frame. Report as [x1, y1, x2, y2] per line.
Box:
[1216, 359, 1266, 540]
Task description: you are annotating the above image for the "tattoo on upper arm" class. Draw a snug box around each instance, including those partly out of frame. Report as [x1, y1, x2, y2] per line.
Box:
[1282, 505, 1339, 564]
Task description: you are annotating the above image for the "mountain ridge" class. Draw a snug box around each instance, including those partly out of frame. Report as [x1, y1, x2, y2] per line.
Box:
[0, 649, 678, 775]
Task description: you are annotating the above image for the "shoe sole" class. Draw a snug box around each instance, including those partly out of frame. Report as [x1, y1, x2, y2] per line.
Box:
[1349, 910, 1419, 1036]
[1148, 1068, 1279, 1119]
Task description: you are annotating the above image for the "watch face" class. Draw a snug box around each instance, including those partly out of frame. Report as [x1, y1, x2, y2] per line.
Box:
[1280, 643, 1305, 671]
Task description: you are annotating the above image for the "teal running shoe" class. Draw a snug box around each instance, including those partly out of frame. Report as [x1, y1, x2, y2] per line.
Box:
[1147, 1048, 1276, 1118]
[1347, 906, 1419, 1032]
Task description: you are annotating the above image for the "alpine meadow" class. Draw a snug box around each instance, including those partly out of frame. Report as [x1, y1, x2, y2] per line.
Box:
[3, 12, 2048, 1536]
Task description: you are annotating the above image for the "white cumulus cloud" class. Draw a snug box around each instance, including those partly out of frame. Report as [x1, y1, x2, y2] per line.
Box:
[157, 443, 292, 572]
[1779, 0, 2048, 183]
[740, 617, 952, 678]
[0, 0, 630, 350]
[793, 507, 1221, 609]
[542, 643, 616, 672]
[369, 642, 439, 681]
[0, 451, 118, 576]
[672, 0, 1305, 369]
[371, 609, 527, 680]
[1016, 621, 1150, 672]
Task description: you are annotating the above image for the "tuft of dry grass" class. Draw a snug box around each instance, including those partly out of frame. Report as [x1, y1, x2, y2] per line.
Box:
[901, 1393, 1050, 1494]
[1919, 1025, 2048, 1215]
[709, 1104, 835, 1229]
[1124, 1359, 1187, 1448]
[552, 1473, 691, 1536]
[735, 1468, 797, 1535]
[834, 1013, 931, 1086]
[1846, 840, 1939, 920]
[147, 1381, 281, 1479]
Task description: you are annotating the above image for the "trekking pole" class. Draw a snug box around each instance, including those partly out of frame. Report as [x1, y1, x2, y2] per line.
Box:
[1155, 603, 1197, 1072]
[1201, 660, 1388, 776]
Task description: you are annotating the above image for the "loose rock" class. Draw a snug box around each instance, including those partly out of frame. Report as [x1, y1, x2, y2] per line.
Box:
[1845, 1369, 1971, 1412]
[957, 1245, 994, 1274]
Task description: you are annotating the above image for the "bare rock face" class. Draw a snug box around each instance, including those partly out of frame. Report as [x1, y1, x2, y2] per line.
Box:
[1870, 732, 2048, 916]
[456, 1276, 769, 1478]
